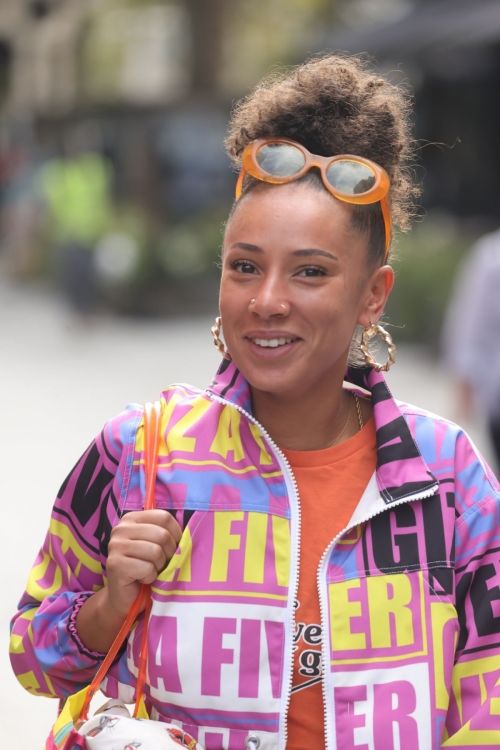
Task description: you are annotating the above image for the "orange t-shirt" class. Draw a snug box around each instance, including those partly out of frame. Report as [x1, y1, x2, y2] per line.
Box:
[283, 418, 376, 750]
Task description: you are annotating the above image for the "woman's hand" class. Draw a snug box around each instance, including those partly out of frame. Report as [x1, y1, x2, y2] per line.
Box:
[76, 510, 182, 653]
[106, 509, 182, 616]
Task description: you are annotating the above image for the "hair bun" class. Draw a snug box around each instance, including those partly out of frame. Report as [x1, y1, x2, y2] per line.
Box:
[225, 52, 419, 234]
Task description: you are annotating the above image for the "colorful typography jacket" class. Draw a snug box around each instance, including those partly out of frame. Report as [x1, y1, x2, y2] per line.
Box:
[10, 361, 500, 750]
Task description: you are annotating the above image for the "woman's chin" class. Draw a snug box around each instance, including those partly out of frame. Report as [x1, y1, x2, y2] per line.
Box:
[233, 356, 302, 396]
[243, 368, 302, 402]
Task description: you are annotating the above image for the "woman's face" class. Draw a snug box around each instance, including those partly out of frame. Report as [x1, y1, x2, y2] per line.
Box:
[219, 182, 393, 402]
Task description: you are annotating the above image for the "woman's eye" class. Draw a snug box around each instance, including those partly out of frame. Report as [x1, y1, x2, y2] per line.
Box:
[231, 260, 257, 274]
[297, 266, 327, 277]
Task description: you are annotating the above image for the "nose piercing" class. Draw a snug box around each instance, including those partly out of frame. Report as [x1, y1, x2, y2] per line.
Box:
[249, 298, 289, 313]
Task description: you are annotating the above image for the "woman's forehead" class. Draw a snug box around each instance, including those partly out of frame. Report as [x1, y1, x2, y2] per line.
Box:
[223, 182, 365, 253]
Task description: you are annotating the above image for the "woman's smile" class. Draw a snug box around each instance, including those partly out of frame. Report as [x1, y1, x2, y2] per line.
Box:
[244, 330, 302, 356]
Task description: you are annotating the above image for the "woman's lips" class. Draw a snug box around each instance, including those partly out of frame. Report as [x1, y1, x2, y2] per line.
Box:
[244, 334, 301, 357]
[251, 336, 297, 348]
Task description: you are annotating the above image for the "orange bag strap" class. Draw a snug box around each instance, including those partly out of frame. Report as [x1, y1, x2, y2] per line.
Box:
[132, 400, 161, 715]
[80, 400, 161, 721]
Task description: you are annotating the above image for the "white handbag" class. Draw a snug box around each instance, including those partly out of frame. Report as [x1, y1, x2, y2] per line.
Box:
[80, 699, 202, 749]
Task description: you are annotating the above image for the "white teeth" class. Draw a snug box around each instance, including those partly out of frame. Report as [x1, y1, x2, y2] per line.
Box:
[252, 337, 294, 348]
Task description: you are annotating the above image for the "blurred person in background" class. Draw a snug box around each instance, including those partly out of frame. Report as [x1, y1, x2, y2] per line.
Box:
[0, 140, 45, 277]
[9, 54, 500, 750]
[38, 130, 114, 317]
[442, 229, 500, 475]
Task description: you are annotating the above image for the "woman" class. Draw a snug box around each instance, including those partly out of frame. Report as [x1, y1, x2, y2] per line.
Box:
[442, 228, 500, 474]
[10, 54, 500, 750]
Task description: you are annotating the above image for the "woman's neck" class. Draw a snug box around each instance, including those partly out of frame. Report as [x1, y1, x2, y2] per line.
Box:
[251, 384, 361, 452]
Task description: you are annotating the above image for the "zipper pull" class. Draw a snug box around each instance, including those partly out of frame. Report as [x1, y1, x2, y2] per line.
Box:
[245, 736, 260, 750]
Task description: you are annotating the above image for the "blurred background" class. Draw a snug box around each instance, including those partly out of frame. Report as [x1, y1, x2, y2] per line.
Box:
[2, 0, 500, 745]
[2, 0, 500, 324]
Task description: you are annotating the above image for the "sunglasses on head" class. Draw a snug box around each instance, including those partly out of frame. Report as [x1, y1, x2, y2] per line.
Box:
[235, 137, 392, 260]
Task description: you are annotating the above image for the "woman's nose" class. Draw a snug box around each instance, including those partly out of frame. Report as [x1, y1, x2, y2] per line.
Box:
[248, 276, 290, 317]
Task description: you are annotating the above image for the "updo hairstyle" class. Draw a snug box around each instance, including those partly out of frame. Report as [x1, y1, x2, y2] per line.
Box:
[225, 53, 419, 266]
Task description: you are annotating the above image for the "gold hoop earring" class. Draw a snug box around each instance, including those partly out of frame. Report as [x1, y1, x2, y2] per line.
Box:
[360, 323, 396, 371]
[211, 316, 231, 360]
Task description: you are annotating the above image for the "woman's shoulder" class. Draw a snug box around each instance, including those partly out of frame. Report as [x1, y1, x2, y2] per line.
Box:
[99, 402, 144, 456]
[397, 398, 462, 430]
[396, 398, 500, 497]
[100, 382, 205, 445]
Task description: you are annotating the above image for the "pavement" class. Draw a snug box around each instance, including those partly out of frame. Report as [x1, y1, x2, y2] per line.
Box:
[0, 277, 494, 747]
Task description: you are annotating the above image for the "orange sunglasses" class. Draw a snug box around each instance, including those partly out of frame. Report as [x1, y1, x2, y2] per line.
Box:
[235, 137, 392, 260]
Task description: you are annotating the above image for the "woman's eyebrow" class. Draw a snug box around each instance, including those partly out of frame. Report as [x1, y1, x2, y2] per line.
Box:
[229, 243, 338, 261]
[293, 248, 338, 261]
[229, 242, 262, 252]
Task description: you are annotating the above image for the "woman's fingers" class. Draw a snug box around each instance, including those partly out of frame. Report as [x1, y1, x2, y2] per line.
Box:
[111, 538, 170, 572]
[125, 508, 182, 531]
[110, 522, 178, 561]
[118, 509, 182, 543]
[106, 510, 183, 597]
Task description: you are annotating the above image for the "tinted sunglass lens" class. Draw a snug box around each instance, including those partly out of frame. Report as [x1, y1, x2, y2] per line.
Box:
[326, 160, 376, 196]
[256, 143, 306, 177]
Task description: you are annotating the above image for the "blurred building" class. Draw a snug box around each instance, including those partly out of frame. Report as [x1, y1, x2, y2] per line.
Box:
[2, 0, 499, 220]
[0, 0, 233, 213]
[0, 0, 234, 308]
[1, 0, 499, 320]
[323, 0, 500, 225]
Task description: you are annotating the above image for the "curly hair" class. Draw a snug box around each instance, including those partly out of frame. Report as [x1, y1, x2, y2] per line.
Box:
[225, 53, 419, 264]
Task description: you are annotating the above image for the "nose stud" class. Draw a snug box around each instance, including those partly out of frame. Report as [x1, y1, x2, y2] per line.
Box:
[249, 297, 289, 313]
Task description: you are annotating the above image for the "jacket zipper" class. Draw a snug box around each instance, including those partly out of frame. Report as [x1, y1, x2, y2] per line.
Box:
[208, 390, 439, 749]
[316, 480, 439, 750]
[207, 392, 301, 750]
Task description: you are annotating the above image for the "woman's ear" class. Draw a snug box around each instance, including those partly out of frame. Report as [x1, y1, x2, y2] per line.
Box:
[358, 265, 395, 328]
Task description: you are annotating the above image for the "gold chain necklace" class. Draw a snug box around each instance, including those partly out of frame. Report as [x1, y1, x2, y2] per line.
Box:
[327, 391, 364, 448]
[353, 392, 364, 430]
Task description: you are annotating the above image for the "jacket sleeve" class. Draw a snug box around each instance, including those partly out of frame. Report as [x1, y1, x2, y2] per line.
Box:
[442, 430, 500, 747]
[9, 406, 142, 699]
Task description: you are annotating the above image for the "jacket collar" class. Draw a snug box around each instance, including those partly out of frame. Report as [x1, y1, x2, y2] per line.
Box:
[207, 359, 438, 505]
